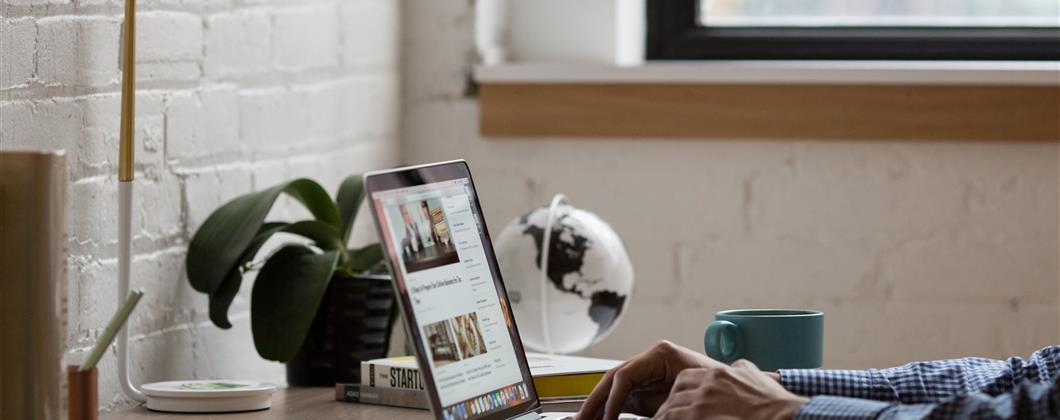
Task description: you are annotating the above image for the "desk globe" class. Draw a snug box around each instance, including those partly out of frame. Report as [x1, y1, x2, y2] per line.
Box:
[494, 194, 633, 354]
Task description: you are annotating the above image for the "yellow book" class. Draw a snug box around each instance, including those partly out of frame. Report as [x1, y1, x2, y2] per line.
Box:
[524, 353, 620, 398]
[532, 372, 606, 398]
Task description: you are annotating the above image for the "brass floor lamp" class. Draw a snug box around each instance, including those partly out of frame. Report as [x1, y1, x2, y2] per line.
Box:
[115, 0, 275, 412]
[115, 0, 143, 404]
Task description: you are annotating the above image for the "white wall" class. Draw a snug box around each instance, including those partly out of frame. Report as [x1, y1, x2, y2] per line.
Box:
[3, 0, 1056, 412]
[402, 0, 1059, 369]
[1, 0, 399, 410]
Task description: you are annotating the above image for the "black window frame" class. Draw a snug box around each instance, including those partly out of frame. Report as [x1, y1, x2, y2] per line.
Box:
[647, 0, 1060, 61]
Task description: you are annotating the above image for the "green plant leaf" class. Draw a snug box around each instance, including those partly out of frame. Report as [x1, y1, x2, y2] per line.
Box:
[245, 222, 290, 260]
[208, 221, 346, 330]
[284, 220, 350, 268]
[283, 220, 344, 251]
[186, 179, 340, 296]
[348, 243, 384, 273]
[209, 269, 244, 329]
[251, 246, 339, 362]
[207, 222, 288, 329]
[284, 179, 342, 229]
[187, 185, 289, 295]
[336, 175, 365, 243]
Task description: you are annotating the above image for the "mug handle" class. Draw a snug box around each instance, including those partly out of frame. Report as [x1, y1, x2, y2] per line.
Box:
[704, 320, 742, 363]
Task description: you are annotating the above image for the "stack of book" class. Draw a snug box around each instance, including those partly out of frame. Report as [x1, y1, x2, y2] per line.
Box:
[336, 352, 621, 410]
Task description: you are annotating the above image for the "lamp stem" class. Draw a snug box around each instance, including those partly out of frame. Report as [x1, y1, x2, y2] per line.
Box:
[117, 0, 145, 403]
[117, 182, 144, 402]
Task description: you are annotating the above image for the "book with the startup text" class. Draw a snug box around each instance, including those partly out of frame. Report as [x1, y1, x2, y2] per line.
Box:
[360, 352, 621, 398]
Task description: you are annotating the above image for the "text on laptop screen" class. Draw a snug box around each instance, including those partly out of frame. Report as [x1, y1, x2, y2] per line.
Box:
[372, 178, 531, 419]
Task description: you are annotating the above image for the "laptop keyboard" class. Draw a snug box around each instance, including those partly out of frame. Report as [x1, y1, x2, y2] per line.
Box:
[541, 415, 648, 420]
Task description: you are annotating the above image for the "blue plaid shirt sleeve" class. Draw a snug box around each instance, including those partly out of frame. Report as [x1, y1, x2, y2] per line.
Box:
[778, 345, 1060, 419]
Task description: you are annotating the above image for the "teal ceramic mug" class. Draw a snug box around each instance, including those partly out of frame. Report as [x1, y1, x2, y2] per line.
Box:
[704, 309, 823, 371]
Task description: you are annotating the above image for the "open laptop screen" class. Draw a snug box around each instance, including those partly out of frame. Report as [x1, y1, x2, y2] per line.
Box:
[367, 161, 538, 420]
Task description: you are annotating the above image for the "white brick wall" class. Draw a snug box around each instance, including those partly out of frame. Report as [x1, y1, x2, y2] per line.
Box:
[272, 5, 340, 71]
[203, 10, 271, 78]
[1, 0, 400, 411]
[1, 17, 36, 88]
[38, 16, 121, 86]
[400, 0, 1059, 369]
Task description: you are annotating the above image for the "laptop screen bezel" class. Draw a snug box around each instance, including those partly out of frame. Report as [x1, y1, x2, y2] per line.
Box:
[364, 160, 541, 420]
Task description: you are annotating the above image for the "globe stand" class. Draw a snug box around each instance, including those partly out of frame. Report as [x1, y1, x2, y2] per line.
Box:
[537, 194, 569, 355]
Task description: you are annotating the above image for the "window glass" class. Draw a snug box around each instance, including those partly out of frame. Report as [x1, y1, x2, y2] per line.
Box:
[699, 0, 1060, 27]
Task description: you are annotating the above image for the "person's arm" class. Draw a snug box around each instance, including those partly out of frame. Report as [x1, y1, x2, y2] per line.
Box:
[795, 373, 1060, 420]
[779, 346, 1060, 403]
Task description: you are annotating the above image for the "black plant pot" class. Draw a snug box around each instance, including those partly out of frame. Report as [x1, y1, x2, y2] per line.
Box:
[286, 273, 397, 386]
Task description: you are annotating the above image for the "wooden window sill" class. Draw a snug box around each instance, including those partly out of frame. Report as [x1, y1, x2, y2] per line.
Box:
[476, 62, 1060, 141]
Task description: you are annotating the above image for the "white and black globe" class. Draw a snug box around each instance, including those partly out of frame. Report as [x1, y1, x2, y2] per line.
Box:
[494, 200, 633, 354]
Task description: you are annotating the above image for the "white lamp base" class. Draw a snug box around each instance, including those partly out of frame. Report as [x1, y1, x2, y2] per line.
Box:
[141, 380, 276, 413]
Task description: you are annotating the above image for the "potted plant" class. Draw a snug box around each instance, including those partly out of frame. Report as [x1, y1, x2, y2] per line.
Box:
[185, 174, 396, 386]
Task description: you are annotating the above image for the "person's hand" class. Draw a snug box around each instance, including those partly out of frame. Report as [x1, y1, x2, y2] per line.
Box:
[575, 341, 726, 420]
[654, 359, 808, 420]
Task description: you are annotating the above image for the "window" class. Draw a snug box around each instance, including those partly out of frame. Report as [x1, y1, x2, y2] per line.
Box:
[647, 0, 1060, 60]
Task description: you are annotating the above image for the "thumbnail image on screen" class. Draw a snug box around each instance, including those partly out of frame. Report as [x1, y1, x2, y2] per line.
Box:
[453, 312, 487, 360]
[423, 311, 490, 368]
[423, 318, 461, 367]
[386, 198, 460, 274]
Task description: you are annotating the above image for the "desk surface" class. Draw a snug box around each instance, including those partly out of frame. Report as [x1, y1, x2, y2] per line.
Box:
[102, 388, 434, 420]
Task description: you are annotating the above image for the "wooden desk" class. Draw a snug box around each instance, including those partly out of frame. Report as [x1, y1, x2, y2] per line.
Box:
[102, 388, 434, 420]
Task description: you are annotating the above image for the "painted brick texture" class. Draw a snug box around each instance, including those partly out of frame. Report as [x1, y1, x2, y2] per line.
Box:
[1, 0, 400, 410]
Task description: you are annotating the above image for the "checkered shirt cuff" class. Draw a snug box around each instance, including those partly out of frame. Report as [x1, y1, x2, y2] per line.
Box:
[780, 369, 894, 401]
[794, 396, 891, 420]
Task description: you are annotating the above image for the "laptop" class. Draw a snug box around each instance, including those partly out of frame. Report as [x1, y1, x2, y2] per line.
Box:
[365, 161, 645, 420]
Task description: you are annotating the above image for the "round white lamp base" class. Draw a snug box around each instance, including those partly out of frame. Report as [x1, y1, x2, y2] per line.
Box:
[141, 380, 276, 413]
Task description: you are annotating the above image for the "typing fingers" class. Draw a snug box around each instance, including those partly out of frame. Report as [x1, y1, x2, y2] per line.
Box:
[603, 360, 656, 419]
[654, 405, 699, 420]
[575, 360, 627, 420]
[653, 387, 701, 419]
[576, 340, 708, 420]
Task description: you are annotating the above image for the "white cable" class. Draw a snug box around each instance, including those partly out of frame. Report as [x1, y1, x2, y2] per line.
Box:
[118, 181, 146, 402]
[539, 194, 568, 355]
